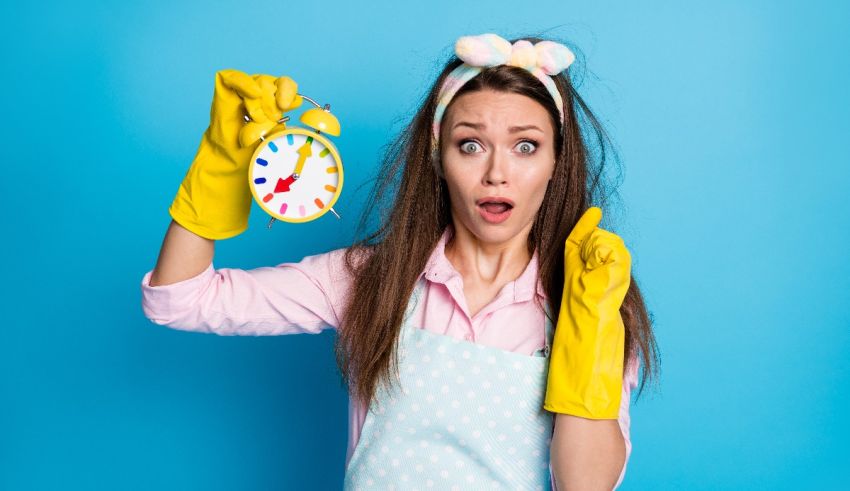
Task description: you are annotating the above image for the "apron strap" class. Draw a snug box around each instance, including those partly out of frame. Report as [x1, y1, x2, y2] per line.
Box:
[402, 276, 427, 325]
[533, 301, 555, 358]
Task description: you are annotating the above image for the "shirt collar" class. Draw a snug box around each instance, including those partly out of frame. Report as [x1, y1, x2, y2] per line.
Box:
[419, 224, 548, 302]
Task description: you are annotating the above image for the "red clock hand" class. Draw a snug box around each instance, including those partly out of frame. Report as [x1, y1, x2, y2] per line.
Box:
[275, 174, 296, 193]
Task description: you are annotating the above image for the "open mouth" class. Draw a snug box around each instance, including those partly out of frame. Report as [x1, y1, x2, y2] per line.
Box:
[477, 198, 514, 224]
[480, 202, 512, 214]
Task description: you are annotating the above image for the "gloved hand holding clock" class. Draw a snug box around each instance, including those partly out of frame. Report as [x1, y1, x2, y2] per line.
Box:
[168, 69, 303, 240]
[544, 206, 632, 419]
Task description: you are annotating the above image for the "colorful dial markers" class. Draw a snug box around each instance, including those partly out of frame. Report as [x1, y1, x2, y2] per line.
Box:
[248, 127, 343, 223]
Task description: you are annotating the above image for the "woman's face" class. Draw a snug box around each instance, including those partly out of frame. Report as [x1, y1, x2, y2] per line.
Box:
[440, 89, 556, 247]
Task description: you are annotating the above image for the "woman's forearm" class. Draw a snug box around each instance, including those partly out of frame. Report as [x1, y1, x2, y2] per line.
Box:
[149, 220, 215, 286]
[550, 413, 626, 491]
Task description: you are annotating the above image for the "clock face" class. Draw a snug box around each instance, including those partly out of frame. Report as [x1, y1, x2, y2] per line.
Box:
[248, 127, 343, 223]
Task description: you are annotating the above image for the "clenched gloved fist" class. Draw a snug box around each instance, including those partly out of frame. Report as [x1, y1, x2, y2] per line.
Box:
[168, 69, 302, 239]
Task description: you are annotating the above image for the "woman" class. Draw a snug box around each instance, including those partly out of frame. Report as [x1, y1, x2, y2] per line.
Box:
[142, 33, 659, 490]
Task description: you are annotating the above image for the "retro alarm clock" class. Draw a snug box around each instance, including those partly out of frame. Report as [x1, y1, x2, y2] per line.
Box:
[247, 93, 343, 226]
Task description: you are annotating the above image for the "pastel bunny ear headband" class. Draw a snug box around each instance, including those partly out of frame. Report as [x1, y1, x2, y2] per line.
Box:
[431, 33, 576, 149]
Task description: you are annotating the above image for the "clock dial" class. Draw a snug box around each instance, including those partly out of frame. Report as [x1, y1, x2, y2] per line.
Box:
[249, 128, 343, 223]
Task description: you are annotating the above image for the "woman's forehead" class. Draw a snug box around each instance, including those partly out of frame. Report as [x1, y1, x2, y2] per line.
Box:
[444, 90, 553, 134]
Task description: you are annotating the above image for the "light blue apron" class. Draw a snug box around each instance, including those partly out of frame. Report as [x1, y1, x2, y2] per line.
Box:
[344, 278, 555, 490]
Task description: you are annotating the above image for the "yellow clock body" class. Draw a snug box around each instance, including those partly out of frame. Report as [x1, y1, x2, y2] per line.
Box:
[248, 127, 344, 223]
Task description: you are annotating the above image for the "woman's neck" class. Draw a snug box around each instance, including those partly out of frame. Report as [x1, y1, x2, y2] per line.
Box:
[443, 221, 532, 287]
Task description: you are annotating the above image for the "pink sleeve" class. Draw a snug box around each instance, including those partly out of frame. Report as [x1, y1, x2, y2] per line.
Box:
[613, 354, 640, 489]
[140, 247, 352, 336]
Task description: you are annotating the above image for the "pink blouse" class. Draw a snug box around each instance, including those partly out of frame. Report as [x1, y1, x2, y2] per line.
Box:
[140, 225, 638, 488]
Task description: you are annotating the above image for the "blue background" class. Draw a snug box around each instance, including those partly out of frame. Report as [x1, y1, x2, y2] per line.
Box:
[2, 0, 848, 489]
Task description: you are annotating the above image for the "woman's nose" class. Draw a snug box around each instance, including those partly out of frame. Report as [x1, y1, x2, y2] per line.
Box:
[482, 149, 508, 185]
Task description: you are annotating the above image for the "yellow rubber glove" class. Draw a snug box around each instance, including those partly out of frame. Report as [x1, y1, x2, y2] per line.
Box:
[168, 69, 298, 239]
[544, 207, 632, 419]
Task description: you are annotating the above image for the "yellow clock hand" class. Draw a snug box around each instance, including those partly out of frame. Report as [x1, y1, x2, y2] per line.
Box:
[292, 139, 313, 178]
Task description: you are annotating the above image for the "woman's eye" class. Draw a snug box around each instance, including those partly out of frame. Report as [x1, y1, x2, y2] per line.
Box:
[458, 139, 537, 154]
[460, 141, 481, 154]
[516, 140, 538, 154]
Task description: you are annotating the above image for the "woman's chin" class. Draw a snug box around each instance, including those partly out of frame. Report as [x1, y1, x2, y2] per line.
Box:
[467, 219, 529, 246]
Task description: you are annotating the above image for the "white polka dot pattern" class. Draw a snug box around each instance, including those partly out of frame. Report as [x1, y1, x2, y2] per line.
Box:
[345, 278, 555, 489]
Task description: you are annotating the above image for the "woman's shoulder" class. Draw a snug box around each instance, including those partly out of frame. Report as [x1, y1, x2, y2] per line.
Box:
[274, 243, 376, 292]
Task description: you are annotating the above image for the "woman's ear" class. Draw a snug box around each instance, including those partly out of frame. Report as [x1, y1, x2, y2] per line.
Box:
[431, 147, 446, 179]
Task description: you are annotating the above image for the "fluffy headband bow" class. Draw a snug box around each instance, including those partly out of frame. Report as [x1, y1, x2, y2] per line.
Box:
[431, 33, 576, 148]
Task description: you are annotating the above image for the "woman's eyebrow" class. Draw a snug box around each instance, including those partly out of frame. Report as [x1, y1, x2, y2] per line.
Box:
[451, 121, 544, 133]
[508, 124, 544, 133]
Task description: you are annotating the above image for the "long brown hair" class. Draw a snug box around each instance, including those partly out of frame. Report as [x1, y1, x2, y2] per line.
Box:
[335, 36, 660, 407]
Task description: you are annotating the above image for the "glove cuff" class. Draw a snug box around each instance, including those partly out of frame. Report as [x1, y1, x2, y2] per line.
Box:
[168, 202, 249, 240]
